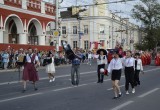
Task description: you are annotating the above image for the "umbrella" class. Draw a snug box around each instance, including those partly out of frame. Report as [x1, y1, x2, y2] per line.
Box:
[97, 49, 107, 55]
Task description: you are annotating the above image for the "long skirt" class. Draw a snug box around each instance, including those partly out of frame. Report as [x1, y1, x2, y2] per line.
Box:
[22, 63, 39, 82]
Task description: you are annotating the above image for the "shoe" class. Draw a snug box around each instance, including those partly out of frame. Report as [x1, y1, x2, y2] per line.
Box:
[52, 77, 55, 82]
[34, 88, 38, 91]
[49, 80, 52, 82]
[118, 93, 122, 98]
[22, 89, 26, 93]
[97, 81, 100, 83]
[132, 88, 135, 94]
[112, 97, 118, 99]
[126, 91, 129, 95]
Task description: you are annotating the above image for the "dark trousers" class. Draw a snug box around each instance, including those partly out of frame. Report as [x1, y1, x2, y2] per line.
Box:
[97, 64, 105, 83]
[125, 67, 135, 91]
[134, 70, 140, 85]
[71, 65, 80, 85]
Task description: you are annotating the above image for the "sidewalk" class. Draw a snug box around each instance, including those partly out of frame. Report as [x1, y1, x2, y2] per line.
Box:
[0, 64, 72, 73]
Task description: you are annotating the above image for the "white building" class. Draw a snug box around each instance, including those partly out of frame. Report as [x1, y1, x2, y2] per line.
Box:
[59, 0, 140, 51]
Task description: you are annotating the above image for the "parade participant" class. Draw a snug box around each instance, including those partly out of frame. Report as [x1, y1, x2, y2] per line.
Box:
[22, 48, 39, 93]
[134, 53, 143, 86]
[88, 51, 92, 65]
[97, 49, 107, 83]
[124, 50, 135, 94]
[71, 50, 81, 85]
[108, 50, 123, 99]
[45, 51, 55, 82]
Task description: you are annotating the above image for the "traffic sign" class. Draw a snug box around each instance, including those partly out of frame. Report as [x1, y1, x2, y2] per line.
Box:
[53, 30, 59, 37]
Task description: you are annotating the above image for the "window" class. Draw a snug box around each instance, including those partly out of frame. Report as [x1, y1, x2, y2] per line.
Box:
[99, 24, 105, 34]
[73, 41, 78, 48]
[73, 26, 77, 34]
[62, 26, 66, 34]
[84, 25, 88, 34]
[84, 40, 89, 50]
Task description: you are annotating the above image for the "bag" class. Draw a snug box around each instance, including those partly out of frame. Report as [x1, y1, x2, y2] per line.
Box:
[100, 68, 108, 76]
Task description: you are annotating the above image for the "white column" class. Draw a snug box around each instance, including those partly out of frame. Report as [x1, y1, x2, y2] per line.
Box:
[38, 35, 45, 45]
[0, 0, 4, 4]
[19, 33, 27, 44]
[22, 0, 27, 9]
[0, 30, 3, 43]
[3, 31, 8, 43]
[41, 1, 45, 14]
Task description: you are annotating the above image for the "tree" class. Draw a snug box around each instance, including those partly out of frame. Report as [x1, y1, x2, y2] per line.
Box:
[132, 0, 160, 50]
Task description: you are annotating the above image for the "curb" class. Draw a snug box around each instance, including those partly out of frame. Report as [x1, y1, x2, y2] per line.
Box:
[0, 64, 72, 73]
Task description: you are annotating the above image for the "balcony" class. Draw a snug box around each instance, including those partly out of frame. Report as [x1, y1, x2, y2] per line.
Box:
[2, 0, 56, 15]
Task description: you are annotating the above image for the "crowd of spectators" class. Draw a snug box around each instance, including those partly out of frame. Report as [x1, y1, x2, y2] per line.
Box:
[0, 48, 94, 70]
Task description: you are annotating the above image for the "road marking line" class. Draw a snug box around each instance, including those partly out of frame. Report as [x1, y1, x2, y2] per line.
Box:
[51, 79, 110, 92]
[0, 71, 97, 86]
[0, 67, 159, 86]
[0, 93, 42, 103]
[107, 85, 125, 91]
[0, 79, 111, 103]
[138, 88, 159, 98]
[111, 101, 134, 110]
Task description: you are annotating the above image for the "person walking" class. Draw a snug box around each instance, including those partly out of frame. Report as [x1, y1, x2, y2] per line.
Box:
[46, 51, 55, 82]
[134, 53, 143, 86]
[97, 49, 107, 83]
[22, 48, 39, 93]
[124, 50, 135, 94]
[108, 50, 123, 99]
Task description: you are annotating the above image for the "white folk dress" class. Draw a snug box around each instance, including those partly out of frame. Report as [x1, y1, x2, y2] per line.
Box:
[46, 57, 55, 74]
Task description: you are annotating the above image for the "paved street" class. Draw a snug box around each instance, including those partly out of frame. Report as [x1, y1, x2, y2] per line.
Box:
[0, 61, 160, 110]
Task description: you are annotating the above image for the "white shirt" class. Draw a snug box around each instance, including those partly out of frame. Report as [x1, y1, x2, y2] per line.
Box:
[26, 54, 39, 63]
[124, 57, 135, 67]
[108, 58, 123, 73]
[88, 53, 92, 59]
[97, 55, 107, 65]
[135, 58, 143, 71]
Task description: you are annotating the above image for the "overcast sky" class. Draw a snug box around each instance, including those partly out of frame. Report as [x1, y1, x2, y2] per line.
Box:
[43, 0, 160, 25]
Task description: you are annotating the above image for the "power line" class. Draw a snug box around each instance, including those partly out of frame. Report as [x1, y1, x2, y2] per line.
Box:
[59, 0, 137, 9]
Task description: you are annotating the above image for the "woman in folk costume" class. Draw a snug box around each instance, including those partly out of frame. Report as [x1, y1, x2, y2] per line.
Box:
[46, 51, 55, 82]
[22, 48, 40, 93]
[108, 50, 123, 99]
[134, 53, 143, 86]
[124, 50, 135, 94]
[96, 49, 107, 83]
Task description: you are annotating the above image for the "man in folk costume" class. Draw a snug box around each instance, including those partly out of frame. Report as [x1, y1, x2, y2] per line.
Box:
[22, 48, 40, 93]
[97, 49, 108, 83]
[108, 50, 123, 99]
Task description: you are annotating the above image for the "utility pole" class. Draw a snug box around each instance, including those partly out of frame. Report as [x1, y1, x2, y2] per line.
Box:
[55, 0, 59, 51]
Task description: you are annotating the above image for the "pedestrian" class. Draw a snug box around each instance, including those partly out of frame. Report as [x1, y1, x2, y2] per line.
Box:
[108, 50, 123, 99]
[134, 53, 143, 86]
[2, 50, 9, 70]
[22, 48, 39, 93]
[124, 50, 135, 94]
[88, 51, 92, 65]
[96, 49, 108, 83]
[45, 51, 55, 82]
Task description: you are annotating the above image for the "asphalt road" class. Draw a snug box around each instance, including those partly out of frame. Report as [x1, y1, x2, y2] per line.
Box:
[0, 60, 160, 110]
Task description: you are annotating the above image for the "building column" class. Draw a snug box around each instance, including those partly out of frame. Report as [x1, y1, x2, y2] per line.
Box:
[38, 35, 45, 45]
[19, 33, 27, 44]
[0, 0, 4, 4]
[22, 0, 27, 9]
[0, 30, 3, 43]
[3, 31, 8, 43]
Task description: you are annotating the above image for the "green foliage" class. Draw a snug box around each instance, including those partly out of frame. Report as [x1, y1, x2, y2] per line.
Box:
[132, 0, 160, 50]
